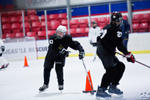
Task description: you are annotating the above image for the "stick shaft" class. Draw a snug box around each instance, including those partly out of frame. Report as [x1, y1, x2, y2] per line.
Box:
[82, 59, 94, 90]
[116, 52, 150, 69]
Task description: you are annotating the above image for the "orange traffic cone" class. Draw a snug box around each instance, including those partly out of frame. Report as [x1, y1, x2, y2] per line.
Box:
[24, 56, 29, 67]
[83, 70, 96, 93]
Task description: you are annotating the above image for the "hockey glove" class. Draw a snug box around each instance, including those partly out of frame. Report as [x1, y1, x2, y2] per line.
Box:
[125, 52, 135, 63]
[79, 51, 85, 60]
[90, 41, 97, 47]
[59, 48, 69, 57]
[0, 53, 2, 56]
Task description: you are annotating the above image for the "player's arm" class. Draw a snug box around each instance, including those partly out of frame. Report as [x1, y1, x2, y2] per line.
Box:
[117, 40, 135, 63]
[88, 28, 93, 42]
[48, 36, 56, 52]
[125, 20, 130, 32]
[117, 39, 128, 55]
[67, 35, 85, 59]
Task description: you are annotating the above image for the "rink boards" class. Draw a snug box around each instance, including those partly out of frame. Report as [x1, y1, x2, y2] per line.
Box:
[3, 32, 150, 60]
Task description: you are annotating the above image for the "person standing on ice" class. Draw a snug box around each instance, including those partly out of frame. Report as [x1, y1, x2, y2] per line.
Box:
[88, 21, 101, 61]
[39, 25, 85, 92]
[0, 38, 9, 69]
[96, 12, 135, 98]
[119, 12, 130, 50]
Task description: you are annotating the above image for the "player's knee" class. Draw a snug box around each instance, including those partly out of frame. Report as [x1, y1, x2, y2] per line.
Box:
[44, 66, 52, 71]
[55, 64, 64, 71]
[44, 62, 53, 70]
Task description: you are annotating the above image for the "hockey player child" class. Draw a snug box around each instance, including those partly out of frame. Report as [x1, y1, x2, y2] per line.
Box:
[89, 21, 101, 47]
[96, 12, 135, 98]
[39, 25, 85, 92]
[88, 21, 101, 61]
[0, 38, 9, 70]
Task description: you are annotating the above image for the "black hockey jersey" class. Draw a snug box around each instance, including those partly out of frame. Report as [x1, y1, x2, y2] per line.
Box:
[98, 24, 128, 55]
[47, 34, 84, 59]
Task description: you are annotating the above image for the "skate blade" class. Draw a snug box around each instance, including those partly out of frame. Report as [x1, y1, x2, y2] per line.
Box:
[109, 93, 123, 97]
[59, 90, 63, 94]
[96, 97, 111, 100]
[39, 88, 48, 93]
[0, 67, 7, 71]
[109, 93, 124, 100]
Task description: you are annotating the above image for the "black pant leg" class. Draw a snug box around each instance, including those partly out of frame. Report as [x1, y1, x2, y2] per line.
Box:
[111, 62, 125, 86]
[100, 68, 113, 88]
[55, 64, 64, 85]
[97, 44, 122, 88]
[43, 58, 54, 85]
[55, 58, 65, 85]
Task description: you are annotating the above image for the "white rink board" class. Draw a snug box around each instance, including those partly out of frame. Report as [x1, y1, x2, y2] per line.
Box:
[3, 40, 37, 61]
[36, 40, 49, 58]
[128, 33, 150, 51]
[3, 32, 150, 60]
[36, 32, 150, 58]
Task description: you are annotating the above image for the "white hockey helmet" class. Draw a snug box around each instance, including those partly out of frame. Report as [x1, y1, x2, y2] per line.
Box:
[56, 25, 67, 34]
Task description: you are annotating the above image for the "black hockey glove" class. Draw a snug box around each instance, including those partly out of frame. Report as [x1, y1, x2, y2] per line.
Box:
[90, 41, 97, 47]
[1, 46, 5, 52]
[79, 51, 85, 60]
[125, 52, 135, 63]
[59, 48, 69, 57]
[0, 53, 2, 56]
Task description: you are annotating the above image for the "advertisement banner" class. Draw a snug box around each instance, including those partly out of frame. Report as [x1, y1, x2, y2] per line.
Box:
[36, 40, 49, 59]
[3, 40, 37, 61]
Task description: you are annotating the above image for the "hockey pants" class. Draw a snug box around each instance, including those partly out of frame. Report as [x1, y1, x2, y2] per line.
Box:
[43, 59, 65, 86]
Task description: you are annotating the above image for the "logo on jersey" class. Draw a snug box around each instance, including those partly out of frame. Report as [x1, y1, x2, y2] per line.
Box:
[117, 31, 122, 38]
[58, 44, 64, 50]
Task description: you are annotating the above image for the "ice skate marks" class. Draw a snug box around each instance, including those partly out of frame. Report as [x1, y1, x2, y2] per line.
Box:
[37, 91, 82, 97]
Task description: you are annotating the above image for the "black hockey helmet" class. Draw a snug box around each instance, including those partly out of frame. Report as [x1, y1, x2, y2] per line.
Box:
[111, 11, 122, 22]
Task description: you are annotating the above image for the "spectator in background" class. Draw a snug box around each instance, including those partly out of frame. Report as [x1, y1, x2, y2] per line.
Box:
[0, 38, 9, 70]
[88, 21, 101, 61]
[119, 12, 130, 50]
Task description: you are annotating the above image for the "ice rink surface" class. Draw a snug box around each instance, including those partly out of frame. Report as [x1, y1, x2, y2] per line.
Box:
[0, 54, 150, 100]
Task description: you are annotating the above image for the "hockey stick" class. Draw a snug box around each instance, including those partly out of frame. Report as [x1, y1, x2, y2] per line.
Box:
[81, 59, 96, 94]
[116, 52, 150, 69]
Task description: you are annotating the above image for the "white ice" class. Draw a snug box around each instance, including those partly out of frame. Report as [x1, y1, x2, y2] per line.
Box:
[0, 54, 150, 100]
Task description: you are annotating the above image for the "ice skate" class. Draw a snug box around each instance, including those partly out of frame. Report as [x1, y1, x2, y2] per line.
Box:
[0, 65, 4, 69]
[108, 85, 123, 95]
[39, 84, 48, 92]
[0, 63, 9, 70]
[58, 85, 63, 91]
[96, 86, 111, 98]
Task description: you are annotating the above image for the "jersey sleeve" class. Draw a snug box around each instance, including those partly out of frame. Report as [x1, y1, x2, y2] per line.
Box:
[67, 35, 84, 52]
[117, 39, 129, 55]
[88, 28, 93, 41]
[48, 36, 55, 52]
